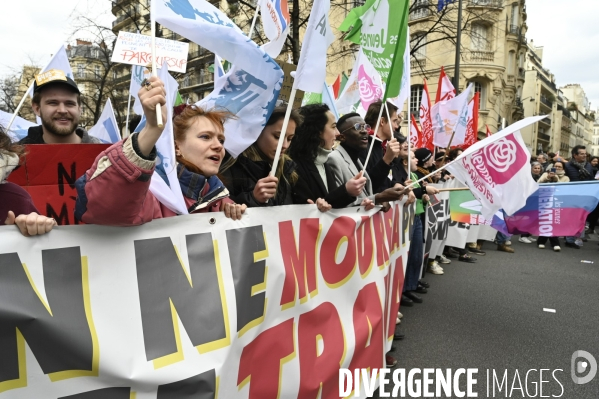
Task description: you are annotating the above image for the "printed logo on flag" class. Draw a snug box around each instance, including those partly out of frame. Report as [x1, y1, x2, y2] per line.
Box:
[214, 70, 268, 115]
[468, 133, 528, 186]
[165, 0, 234, 26]
[358, 65, 382, 110]
[266, 0, 290, 34]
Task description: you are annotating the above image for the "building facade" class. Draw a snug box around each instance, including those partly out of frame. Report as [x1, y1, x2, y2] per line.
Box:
[406, 0, 529, 139]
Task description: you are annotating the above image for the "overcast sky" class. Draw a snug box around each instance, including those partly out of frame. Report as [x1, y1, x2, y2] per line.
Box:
[1, 0, 597, 109]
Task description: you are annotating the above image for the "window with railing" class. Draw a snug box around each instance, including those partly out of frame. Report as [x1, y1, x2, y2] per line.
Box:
[471, 23, 491, 51]
[469, 81, 485, 109]
[410, 85, 424, 117]
[410, 0, 430, 20]
[412, 32, 427, 59]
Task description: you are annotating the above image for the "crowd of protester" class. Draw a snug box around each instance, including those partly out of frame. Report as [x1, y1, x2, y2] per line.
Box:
[2, 72, 599, 369]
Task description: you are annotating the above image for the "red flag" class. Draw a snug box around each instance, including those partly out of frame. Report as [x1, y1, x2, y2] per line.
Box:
[419, 80, 435, 152]
[486, 125, 492, 137]
[461, 92, 479, 150]
[410, 113, 422, 149]
[435, 66, 456, 103]
[332, 74, 341, 99]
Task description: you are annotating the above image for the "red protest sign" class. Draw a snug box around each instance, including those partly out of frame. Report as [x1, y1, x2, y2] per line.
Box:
[7, 144, 110, 225]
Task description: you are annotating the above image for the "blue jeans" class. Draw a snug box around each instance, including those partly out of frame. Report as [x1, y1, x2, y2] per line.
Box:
[496, 231, 511, 245]
[404, 216, 423, 292]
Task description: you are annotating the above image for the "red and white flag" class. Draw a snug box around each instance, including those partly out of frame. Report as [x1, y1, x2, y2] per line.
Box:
[419, 80, 434, 152]
[436, 66, 456, 103]
[410, 113, 422, 149]
[461, 92, 479, 150]
[486, 125, 492, 137]
[332, 74, 341, 98]
[446, 116, 544, 219]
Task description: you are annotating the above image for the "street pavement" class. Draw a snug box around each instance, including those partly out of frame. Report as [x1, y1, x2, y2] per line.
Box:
[382, 235, 599, 398]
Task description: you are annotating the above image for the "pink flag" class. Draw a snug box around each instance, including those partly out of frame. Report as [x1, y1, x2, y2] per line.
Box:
[461, 92, 479, 150]
[435, 66, 456, 103]
[418, 80, 434, 152]
[446, 116, 544, 219]
[410, 113, 422, 149]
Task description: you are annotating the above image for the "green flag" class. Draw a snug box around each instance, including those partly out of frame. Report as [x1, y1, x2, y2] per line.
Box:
[302, 91, 323, 106]
[174, 91, 184, 106]
[339, 0, 409, 98]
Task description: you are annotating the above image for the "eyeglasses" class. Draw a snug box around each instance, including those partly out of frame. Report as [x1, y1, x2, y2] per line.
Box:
[340, 123, 370, 134]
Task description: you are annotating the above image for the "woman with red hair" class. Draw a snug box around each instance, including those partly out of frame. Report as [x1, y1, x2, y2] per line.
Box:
[75, 76, 246, 225]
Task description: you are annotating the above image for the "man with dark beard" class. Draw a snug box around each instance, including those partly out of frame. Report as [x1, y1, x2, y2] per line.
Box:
[19, 69, 101, 144]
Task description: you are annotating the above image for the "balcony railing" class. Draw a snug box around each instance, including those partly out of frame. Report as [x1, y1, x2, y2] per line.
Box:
[180, 74, 214, 89]
[409, 2, 431, 21]
[74, 72, 102, 81]
[466, 50, 494, 62]
[539, 117, 552, 126]
[538, 73, 556, 91]
[410, 58, 427, 69]
[112, 13, 129, 28]
[540, 96, 553, 108]
[537, 132, 551, 142]
[188, 48, 210, 60]
[508, 24, 520, 35]
[468, 0, 503, 8]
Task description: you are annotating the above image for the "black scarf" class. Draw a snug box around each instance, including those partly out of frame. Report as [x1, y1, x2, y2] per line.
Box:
[571, 160, 591, 179]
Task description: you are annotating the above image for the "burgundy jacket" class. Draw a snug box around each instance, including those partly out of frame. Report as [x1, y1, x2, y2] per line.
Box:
[75, 134, 232, 226]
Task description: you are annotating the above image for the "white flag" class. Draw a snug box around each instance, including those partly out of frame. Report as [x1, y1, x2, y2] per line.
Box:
[390, 26, 411, 110]
[153, 0, 270, 77]
[446, 116, 544, 219]
[292, 0, 334, 93]
[87, 99, 120, 144]
[148, 62, 189, 215]
[129, 65, 150, 115]
[322, 83, 339, 120]
[259, 0, 291, 58]
[431, 83, 472, 147]
[336, 55, 360, 115]
[0, 110, 36, 142]
[214, 53, 227, 86]
[197, 59, 283, 158]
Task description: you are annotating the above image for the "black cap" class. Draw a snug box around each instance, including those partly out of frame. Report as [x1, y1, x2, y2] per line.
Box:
[414, 148, 433, 166]
[33, 69, 80, 94]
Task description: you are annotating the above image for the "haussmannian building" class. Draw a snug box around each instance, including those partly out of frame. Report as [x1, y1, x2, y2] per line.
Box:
[406, 0, 529, 139]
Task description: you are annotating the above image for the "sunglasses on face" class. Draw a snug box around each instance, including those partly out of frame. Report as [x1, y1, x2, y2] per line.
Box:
[340, 123, 371, 134]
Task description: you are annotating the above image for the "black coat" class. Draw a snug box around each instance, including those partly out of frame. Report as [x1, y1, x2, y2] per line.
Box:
[221, 154, 296, 207]
[358, 136, 393, 193]
[292, 159, 356, 208]
[564, 161, 593, 182]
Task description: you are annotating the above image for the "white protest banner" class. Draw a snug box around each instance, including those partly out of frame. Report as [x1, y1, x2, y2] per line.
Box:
[0, 201, 413, 398]
[112, 31, 190, 73]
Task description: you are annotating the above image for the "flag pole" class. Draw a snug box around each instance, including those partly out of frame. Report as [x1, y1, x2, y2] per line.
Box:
[124, 93, 132, 138]
[150, 18, 163, 128]
[270, 89, 297, 176]
[452, 0, 463, 93]
[363, 104, 386, 170]
[248, 0, 261, 39]
[5, 83, 34, 134]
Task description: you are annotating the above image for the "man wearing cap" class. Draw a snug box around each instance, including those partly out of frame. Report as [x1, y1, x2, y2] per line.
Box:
[19, 69, 101, 144]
